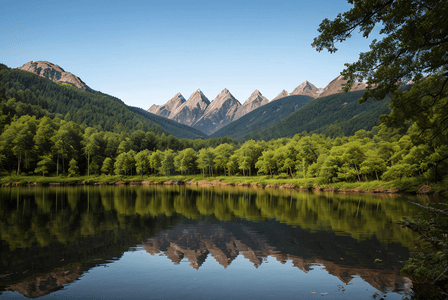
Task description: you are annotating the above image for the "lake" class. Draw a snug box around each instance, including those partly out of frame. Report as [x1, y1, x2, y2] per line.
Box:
[0, 185, 428, 299]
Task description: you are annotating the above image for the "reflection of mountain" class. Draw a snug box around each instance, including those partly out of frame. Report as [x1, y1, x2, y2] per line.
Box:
[143, 219, 412, 294]
[144, 221, 276, 269]
[5, 265, 85, 298]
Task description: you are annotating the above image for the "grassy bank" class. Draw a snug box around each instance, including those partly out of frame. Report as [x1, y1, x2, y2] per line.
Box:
[1, 174, 446, 196]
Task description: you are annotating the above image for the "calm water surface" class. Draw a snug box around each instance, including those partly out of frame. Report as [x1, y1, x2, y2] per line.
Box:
[0, 185, 429, 299]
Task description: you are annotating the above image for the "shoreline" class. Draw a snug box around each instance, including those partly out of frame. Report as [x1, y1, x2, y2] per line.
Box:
[1, 178, 443, 197]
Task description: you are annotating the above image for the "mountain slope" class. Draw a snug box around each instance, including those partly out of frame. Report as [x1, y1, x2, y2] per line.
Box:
[210, 95, 313, 139]
[0, 64, 207, 139]
[236, 90, 391, 141]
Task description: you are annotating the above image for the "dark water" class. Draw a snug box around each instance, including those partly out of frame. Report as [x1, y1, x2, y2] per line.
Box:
[0, 185, 429, 299]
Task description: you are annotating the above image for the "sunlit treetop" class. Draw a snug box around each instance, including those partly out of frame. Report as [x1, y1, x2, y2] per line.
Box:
[312, 0, 448, 102]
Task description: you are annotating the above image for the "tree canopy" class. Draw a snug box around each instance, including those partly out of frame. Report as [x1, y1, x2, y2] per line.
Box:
[312, 0, 447, 101]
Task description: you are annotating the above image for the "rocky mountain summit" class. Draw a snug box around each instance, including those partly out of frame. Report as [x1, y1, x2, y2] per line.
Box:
[169, 89, 210, 126]
[272, 89, 289, 101]
[148, 92, 186, 118]
[233, 90, 269, 121]
[290, 80, 323, 98]
[18, 61, 91, 91]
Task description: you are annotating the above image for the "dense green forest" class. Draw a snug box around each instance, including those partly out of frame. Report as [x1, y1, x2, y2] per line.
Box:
[236, 90, 393, 141]
[0, 64, 207, 139]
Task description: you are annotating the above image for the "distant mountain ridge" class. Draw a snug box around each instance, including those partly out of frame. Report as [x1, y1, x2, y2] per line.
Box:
[147, 75, 369, 134]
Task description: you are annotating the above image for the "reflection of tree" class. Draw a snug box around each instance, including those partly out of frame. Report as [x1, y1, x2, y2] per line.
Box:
[0, 186, 425, 251]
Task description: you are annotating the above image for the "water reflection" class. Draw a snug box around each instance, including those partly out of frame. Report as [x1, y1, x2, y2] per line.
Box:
[143, 219, 412, 293]
[0, 185, 426, 298]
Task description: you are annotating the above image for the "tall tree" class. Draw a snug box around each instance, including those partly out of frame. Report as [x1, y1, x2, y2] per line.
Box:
[312, 0, 448, 180]
[83, 127, 100, 176]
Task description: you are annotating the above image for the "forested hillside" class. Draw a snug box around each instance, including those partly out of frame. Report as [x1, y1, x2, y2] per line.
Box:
[237, 90, 392, 141]
[0, 64, 207, 139]
[210, 95, 313, 139]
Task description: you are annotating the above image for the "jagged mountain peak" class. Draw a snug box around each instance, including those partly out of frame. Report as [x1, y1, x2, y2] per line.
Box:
[193, 89, 241, 135]
[244, 90, 268, 105]
[187, 89, 210, 105]
[18, 61, 91, 91]
[147, 92, 186, 117]
[290, 81, 322, 99]
[167, 89, 210, 126]
[233, 89, 269, 121]
[215, 88, 235, 100]
[272, 90, 289, 101]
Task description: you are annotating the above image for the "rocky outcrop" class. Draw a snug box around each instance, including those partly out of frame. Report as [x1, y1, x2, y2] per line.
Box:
[233, 90, 269, 120]
[147, 92, 185, 118]
[169, 89, 210, 126]
[18, 61, 91, 91]
[192, 88, 241, 135]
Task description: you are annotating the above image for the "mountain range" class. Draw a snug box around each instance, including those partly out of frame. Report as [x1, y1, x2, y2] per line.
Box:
[8, 60, 386, 140]
[147, 75, 368, 135]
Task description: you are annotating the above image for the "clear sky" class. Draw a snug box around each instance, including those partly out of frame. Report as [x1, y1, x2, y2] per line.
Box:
[1, 0, 379, 109]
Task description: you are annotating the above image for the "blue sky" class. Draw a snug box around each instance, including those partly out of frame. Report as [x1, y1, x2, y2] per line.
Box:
[1, 0, 380, 109]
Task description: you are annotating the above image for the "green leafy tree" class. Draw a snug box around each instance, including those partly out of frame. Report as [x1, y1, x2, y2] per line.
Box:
[52, 121, 82, 175]
[0, 116, 38, 175]
[83, 127, 101, 176]
[255, 150, 276, 176]
[68, 158, 79, 177]
[135, 149, 151, 176]
[114, 150, 136, 175]
[360, 150, 387, 181]
[213, 143, 235, 176]
[174, 148, 197, 175]
[101, 157, 114, 175]
[150, 150, 163, 175]
[312, 0, 447, 102]
[34, 116, 55, 156]
[197, 147, 215, 176]
[35, 155, 54, 176]
[235, 140, 263, 176]
[341, 142, 366, 182]
[160, 149, 175, 176]
[226, 154, 239, 176]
